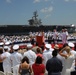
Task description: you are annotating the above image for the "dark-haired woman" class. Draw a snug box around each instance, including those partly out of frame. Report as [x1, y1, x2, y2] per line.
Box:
[18, 56, 32, 75]
[32, 56, 45, 75]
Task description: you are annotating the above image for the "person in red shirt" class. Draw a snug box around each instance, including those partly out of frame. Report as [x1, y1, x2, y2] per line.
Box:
[32, 56, 45, 75]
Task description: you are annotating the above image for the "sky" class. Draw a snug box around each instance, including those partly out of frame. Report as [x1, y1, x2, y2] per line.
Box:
[0, 0, 76, 26]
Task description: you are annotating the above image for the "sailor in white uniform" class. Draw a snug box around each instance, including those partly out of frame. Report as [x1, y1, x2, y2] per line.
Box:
[23, 44, 37, 66]
[43, 44, 54, 66]
[52, 29, 58, 44]
[60, 29, 68, 44]
[42, 44, 54, 74]
[10, 45, 23, 75]
[1, 46, 11, 75]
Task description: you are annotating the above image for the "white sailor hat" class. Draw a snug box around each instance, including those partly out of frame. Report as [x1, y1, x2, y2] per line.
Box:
[0, 42, 4, 46]
[13, 45, 19, 50]
[68, 42, 74, 48]
[4, 46, 8, 49]
[4, 46, 10, 51]
[5, 42, 10, 45]
[27, 44, 32, 48]
[45, 44, 51, 49]
[45, 44, 54, 51]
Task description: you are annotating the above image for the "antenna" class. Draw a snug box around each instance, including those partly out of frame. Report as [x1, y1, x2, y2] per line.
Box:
[28, 11, 42, 26]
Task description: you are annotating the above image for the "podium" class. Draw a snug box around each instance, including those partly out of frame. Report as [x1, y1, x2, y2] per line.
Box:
[36, 36, 44, 46]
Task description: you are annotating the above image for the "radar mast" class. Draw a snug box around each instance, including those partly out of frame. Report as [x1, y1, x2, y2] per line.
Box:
[28, 11, 42, 26]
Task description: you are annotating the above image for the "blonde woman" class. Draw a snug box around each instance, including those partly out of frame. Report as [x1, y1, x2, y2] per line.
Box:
[59, 46, 75, 75]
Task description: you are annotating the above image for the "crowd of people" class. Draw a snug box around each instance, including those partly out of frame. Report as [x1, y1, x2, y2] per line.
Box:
[0, 28, 76, 75]
[0, 28, 76, 45]
[0, 42, 76, 75]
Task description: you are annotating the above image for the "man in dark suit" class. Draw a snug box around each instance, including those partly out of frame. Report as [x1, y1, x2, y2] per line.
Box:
[46, 50, 63, 75]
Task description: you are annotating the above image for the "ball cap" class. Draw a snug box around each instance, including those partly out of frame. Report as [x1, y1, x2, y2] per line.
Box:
[68, 42, 74, 47]
[13, 45, 19, 50]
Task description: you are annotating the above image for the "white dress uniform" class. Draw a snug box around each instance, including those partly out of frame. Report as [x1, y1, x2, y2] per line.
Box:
[23, 44, 37, 66]
[53, 32, 58, 39]
[52, 31, 58, 44]
[10, 45, 23, 75]
[43, 49, 52, 66]
[23, 50, 37, 65]
[1, 51, 11, 74]
[42, 44, 53, 75]
[11, 52, 23, 75]
[61, 32, 67, 44]
[42, 44, 53, 66]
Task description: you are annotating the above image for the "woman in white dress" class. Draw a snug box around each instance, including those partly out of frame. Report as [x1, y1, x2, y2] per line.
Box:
[59, 46, 75, 75]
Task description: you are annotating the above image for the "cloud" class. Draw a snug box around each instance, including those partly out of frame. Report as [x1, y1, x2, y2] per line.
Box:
[33, 0, 41, 3]
[6, 0, 11, 3]
[40, 6, 53, 13]
[33, 0, 50, 3]
[45, 14, 51, 18]
[40, 6, 53, 19]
